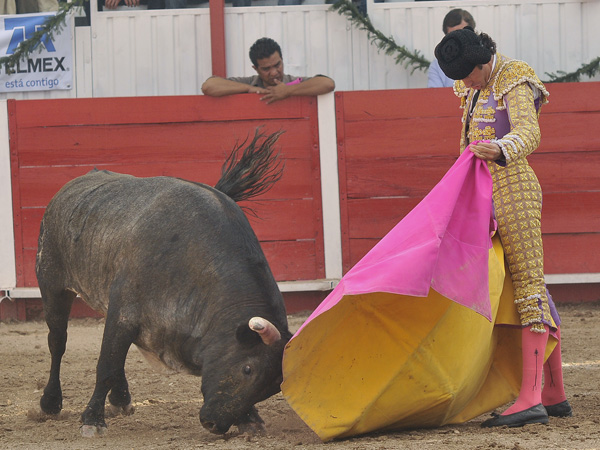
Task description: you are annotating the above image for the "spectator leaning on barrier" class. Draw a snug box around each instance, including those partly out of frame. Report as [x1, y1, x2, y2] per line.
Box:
[427, 8, 475, 88]
[201, 37, 335, 105]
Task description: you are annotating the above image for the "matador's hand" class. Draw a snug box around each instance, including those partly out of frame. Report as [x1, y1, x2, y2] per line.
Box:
[469, 142, 503, 161]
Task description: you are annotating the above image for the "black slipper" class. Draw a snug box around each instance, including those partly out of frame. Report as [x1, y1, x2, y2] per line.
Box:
[544, 400, 573, 417]
[481, 403, 548, 428]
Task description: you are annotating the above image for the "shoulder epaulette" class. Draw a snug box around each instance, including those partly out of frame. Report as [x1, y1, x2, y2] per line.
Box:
[493, 60, 549, 109]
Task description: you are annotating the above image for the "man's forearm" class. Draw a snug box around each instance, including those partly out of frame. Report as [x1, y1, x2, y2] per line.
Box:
[287, 76, 335, 97]
[201, 77, 253, 97]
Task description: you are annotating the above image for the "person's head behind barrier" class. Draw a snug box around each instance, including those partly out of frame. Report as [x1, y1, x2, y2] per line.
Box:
[249, 38, 282, 67]
[442, 9, 476, 35]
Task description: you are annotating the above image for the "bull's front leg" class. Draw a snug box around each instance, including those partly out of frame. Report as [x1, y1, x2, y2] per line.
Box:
[235, 406, 266, 435]
[40, 289, 76, 417]
[81, 306, 138, 437]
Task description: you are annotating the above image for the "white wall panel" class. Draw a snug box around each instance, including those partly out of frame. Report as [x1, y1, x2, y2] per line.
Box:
[329, 10, 355, 90]
[74, 25, 93, 98]
[583, 0, 600, 82]
[0, 0, 598, 97]
[90, 8, 212, 97]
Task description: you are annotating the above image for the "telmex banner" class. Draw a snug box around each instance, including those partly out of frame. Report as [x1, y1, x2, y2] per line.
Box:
[0, 12, 73, 93]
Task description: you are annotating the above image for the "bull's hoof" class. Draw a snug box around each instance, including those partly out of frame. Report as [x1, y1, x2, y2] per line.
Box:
[237, 421, 266, 435]
[106, 402, 135, 417]
[80, 424, 108, 438]
[40, 393, 62, 415]
[27, 406, 68, 422]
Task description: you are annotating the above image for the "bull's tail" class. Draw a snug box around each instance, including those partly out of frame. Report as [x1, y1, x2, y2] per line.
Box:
[215, 129, 285, 203]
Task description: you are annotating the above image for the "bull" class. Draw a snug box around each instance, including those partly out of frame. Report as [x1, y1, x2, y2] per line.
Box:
[36, 129, 292, 436]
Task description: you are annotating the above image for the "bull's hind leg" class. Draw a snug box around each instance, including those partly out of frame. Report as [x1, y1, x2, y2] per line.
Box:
[40, 288, 76, 416]
[80, 304, 138, 437]
[106, 369, 135, 417]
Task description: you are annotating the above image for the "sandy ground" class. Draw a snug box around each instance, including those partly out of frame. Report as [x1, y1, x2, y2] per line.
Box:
[1, 301, 599, 450]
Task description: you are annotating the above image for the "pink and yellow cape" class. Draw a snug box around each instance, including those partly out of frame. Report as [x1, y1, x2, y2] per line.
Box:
[281, 151, 556, 441]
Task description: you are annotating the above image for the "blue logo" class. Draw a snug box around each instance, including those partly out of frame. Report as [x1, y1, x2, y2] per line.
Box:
[4, 16, 56, 55]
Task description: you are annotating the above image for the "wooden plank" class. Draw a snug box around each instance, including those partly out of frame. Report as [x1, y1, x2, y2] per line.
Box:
[22, 249, 38, 287]
[17, 158, 315, 208]
[543, 233, 600, 274]
[343, 118, 460, 159]
[541, 192, 600, 234]
[262, 240, 324, 281]
[543, 82, 600, 114]
[531, 152, 600, 193]
[346, 238, 378, 273]
[538, 112, 600, 154]
[16, 121, 315, 166]
[12, 95, 317, 128]
[346, 197, 420, 239]
[19, 208, 43, 250]
[339, 89, 460, 121]
[246, 199, 323, 241]
[345, 156, 456, 198]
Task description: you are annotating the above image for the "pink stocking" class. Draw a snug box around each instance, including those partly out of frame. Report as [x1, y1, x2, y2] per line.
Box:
[542, 326, 567, 406]
[502, 324, 549, 416]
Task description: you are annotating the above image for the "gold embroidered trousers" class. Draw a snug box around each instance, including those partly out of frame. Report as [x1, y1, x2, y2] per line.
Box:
[489, 162, 551, 333]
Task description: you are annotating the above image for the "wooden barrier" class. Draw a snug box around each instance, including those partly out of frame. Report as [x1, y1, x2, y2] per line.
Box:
[334, 83, 600, 280]
[8, 95, 326, 289]
[3, 83, 600, 320]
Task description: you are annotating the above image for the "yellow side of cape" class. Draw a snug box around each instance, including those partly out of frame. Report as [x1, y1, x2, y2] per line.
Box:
[281, 235, 556, 441]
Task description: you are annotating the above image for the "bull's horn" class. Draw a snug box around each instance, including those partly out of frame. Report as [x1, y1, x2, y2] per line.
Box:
[248, 317, 281, 346]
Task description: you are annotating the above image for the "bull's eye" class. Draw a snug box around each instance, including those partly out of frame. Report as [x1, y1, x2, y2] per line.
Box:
[243, 365, 252, 375]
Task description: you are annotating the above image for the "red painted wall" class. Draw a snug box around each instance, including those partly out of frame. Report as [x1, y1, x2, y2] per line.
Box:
[335, 83, 600, 276]
[8, 95, 326, 288]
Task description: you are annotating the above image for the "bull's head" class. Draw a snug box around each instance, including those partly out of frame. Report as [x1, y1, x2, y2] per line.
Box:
[199, 317, 289, 434]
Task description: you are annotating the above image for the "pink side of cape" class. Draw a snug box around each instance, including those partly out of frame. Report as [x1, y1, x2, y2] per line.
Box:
[295, 150, 495, 336]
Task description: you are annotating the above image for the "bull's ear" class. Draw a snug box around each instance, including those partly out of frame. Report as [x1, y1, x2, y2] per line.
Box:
[236, 322, 262, 347]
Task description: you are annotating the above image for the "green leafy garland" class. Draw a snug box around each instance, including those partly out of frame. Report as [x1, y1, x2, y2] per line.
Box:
[543, 57, 600, 83]
[330, 0, 430, 74]
[0, 0, 84, 73]
[331, 0, 600, 83]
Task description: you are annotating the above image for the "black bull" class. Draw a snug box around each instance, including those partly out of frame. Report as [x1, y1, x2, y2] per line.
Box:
[36, 130, 292, 436]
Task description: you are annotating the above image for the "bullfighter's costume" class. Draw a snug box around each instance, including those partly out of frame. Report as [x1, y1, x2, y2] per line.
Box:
[454, 53, 554, 334]
[435, 27, 570, 428]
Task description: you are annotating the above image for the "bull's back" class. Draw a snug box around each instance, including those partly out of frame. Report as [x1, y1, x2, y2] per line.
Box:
[37, 170, 260, 311]
[44, 170, 221, 235]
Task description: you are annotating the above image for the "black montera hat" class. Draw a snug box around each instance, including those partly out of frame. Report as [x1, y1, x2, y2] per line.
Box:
[434, 27, 492, 80]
